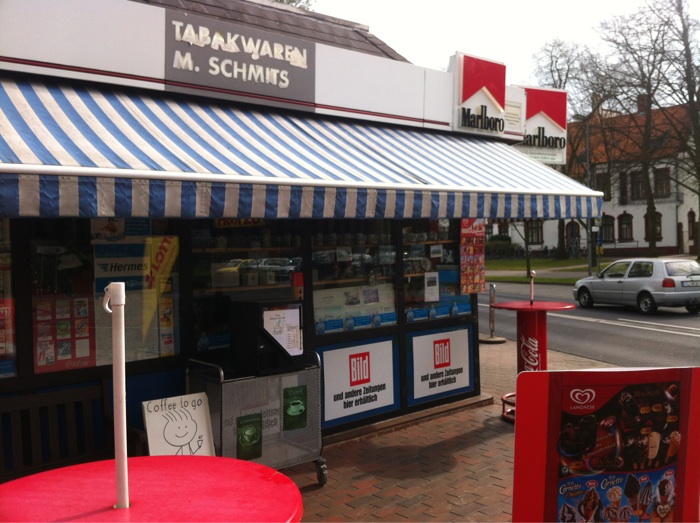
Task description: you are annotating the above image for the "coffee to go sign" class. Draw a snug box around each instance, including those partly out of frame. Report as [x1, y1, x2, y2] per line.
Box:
[450, 53, 507, 139]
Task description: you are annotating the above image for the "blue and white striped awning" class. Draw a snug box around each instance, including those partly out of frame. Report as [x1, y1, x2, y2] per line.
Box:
[0, 76, 602, 220]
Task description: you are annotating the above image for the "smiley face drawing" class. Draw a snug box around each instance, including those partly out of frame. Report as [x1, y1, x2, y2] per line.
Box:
[162, 409, 203, 455]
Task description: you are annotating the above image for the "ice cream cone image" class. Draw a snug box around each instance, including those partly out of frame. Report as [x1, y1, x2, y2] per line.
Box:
[578, 488, 601, 522]
[665, 431, 680, 463]
[639, 482, 652, 516]
[647, 431, 660, 467]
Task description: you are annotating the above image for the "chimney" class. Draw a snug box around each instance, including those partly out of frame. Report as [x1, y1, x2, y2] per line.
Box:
[637, 94, 650, 113]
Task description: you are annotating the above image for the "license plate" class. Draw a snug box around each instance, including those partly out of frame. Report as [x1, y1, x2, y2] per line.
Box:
[682, 281, 700, 287]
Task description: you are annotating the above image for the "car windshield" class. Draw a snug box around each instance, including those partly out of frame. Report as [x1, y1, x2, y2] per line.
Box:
[665, 260, 700, 277]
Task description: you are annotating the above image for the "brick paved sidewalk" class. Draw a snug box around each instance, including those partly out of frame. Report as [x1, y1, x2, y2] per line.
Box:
[283, 342, 614, 522]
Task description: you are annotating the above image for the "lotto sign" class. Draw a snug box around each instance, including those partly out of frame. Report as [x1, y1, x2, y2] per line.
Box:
[412, 329, 471, 401]
[323, 340, 395, 423]
[349, 352, 371, 386]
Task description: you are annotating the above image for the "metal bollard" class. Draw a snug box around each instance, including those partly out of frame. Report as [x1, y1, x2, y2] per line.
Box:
[480, 283, 506, 344]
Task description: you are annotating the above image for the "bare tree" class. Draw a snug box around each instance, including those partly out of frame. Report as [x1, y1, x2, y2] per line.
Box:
[649, 0, 700, 257]
[594, 4, 678, 255]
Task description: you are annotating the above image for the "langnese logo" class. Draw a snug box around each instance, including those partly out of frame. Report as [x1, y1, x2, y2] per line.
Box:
[570, 388, 596, 405]
[433, 339, 451, 369]
[349, 352, 370, 386]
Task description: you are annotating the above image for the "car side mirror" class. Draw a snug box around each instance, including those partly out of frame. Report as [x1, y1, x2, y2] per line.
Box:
[596, 272, 603, 278]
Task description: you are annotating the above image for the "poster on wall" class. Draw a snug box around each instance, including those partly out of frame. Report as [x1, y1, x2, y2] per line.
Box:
[512, 368, 700, 523]
[314, 284, 396, 334]
[92, 231, 179, 365]
[409, 327, 472, 405]
[460, 219, 486, 293]
[321, 339, 398, 427]
[33, 295, 97, 373]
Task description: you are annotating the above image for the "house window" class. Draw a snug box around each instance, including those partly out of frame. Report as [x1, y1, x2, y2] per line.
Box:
[498, 222, 509, 236]
[644, 212, 663, 242]
[601, 215, 615, 243]
[595, 172, 612, 201]
[618, 214, 634, 241]
[630, 172, 645, 201]
[619, 172, 628, 205]
[654, 168, 671, 198]
[689, 210, 697, 240]
[525, 220, 544, 245]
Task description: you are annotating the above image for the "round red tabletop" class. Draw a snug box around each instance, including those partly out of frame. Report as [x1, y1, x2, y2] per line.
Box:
[0, 456, 303, 522]
[490, 300, 575, 312]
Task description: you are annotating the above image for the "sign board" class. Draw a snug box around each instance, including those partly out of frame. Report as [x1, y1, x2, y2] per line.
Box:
[513, 368, 700, 522]
[450, 53, 507, 140]
[513, 86, 568, 165]
[164, 10, 316, 107]
[321, 338, 399, 427]
[408, 327, 473, 405]
[143, 392, 216, 456]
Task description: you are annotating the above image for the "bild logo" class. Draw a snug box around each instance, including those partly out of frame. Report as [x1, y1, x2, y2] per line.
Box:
[433, 339, 451, 369]
[349, 352, 370, 386]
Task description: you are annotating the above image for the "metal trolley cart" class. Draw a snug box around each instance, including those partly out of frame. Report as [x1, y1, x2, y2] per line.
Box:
[187, 353, 327, 485]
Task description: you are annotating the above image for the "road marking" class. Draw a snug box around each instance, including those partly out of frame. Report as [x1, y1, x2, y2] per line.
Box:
[479, 304, 700, 338]
[545, 312, 700, 338]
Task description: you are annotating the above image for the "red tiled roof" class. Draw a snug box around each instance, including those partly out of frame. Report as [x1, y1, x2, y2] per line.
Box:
[567, 104, 691, 176]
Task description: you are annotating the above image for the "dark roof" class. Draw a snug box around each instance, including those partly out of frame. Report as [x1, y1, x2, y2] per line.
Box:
[129, 0, 409, 62]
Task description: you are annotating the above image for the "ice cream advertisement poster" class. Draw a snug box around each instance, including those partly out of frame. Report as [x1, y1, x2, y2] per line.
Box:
[512, 368, 699, 523]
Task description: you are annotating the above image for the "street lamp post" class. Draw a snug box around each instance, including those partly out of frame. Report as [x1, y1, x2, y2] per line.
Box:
[573, 113, 594, 276]
[584, 118, 593, 277]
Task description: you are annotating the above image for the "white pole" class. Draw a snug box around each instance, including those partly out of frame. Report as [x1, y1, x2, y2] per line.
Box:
[103, 283, 129, 509]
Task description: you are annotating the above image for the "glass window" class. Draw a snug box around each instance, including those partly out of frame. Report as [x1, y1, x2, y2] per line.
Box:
[30, 218, 180, 374]
[644, 212, 663, 242]
[601, 215, 615, 243]
[0, 219, 15, 379]
[630, 172, 645, 201]
[403, 219, 476, 324]
[311, 220, 396, 333]
[618, 214, 634, 242]
[654, 168, 671, 198]
[688, 211, 696, 240]
[525, 220, 544, 245]
[191, 219, 301, 350]
[619, 172, 628, 205]
[595, 172, 612, 201]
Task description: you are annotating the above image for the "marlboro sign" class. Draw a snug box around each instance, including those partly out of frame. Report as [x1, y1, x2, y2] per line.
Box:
[451, 53, 507, 139]
[514, 86, 568, 165]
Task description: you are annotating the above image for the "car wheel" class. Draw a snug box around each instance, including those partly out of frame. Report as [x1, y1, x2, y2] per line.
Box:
[686, 305, 700, 314]
[577, 288, 594, 308]
[638, 292, 657, 314]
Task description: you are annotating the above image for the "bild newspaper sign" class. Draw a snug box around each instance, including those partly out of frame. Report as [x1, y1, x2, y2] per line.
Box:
[322, 340, 397, 426]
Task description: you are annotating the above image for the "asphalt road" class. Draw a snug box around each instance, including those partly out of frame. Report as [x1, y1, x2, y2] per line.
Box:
[477, 282, 700, 368]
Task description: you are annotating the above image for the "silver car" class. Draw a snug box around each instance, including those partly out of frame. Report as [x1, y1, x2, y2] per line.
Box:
[573, 258, 700, 314]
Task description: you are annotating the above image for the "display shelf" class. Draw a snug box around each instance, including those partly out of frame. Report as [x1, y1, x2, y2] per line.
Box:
[312, 276, 392, 287]
[192, 246, 298, 254]
[194, 284, 291, 295]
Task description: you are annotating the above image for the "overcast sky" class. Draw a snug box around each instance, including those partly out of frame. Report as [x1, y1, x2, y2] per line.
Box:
[312, 0, 700, 86]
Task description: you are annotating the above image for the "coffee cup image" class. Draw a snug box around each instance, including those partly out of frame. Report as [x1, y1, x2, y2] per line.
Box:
[288, 400, 305, 416]
[239, 427, 260, 446]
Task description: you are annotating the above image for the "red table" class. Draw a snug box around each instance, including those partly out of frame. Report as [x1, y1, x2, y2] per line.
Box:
[490, 300, 575, 421]
[0, 455, 303, 522]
